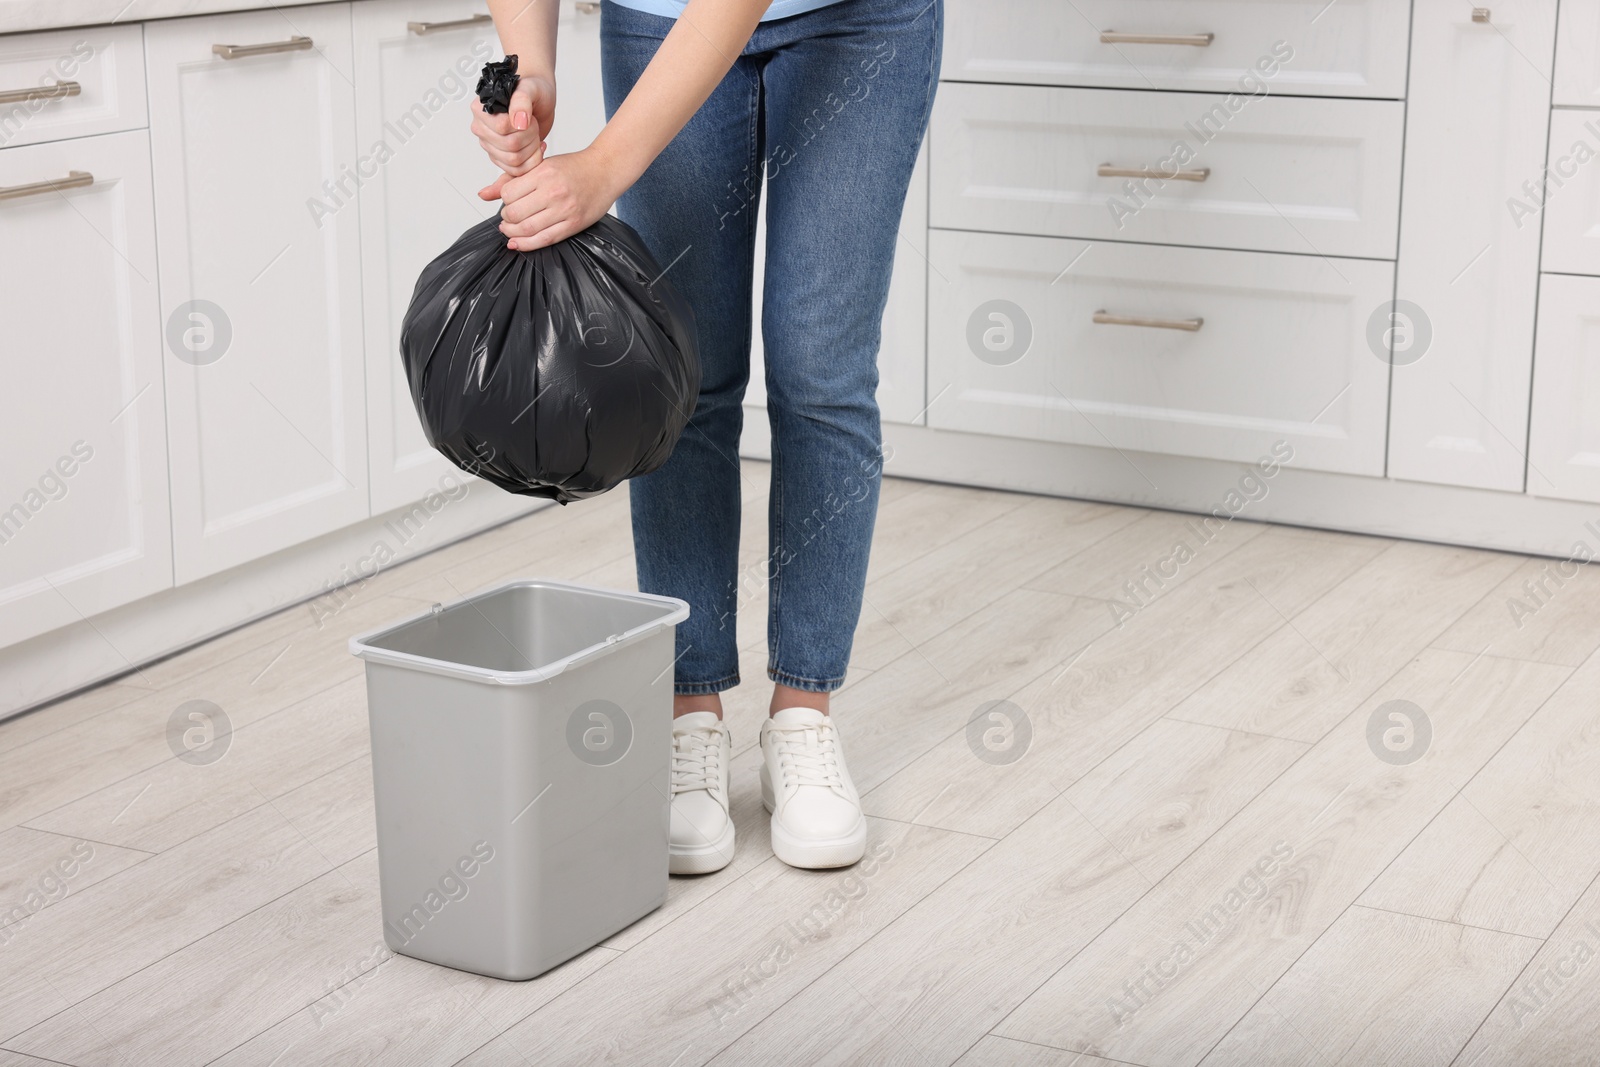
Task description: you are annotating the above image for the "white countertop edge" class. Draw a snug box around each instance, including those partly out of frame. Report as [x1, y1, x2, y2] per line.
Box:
[0, 0, 351, 37]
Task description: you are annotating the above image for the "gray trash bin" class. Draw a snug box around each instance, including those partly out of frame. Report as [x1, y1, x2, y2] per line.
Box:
[349, 578, 688, 981]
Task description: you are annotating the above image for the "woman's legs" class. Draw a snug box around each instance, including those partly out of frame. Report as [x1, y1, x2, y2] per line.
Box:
[757, 0, 942, 700]
[601, 3, 763, 719]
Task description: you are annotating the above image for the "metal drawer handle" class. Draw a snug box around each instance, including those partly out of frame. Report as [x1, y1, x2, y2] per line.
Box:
[1098, 163, 1210, 183]
[576, 1, 600, 12]
[1094, 310, 1204, 332]
[0, 170, 94, 202]
[212, 36, 314, 60]
[0, 80, 81, 106]
[1100, 31, 1214, 46]
[408, 14, 492, 34]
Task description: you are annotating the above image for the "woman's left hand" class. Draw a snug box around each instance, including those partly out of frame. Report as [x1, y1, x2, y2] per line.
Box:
[480, 148, 624, 252]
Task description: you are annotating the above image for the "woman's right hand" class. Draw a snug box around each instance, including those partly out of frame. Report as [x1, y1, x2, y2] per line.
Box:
[471, 71, 556, 178]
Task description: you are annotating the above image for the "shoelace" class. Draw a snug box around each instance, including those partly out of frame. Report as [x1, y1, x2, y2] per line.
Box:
[670, 729, 722, 796]
[769, 723, 845, 792]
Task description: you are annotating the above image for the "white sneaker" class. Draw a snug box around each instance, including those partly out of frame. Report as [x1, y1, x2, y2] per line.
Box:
[669, 711, 735, 875]
[760, 707, 867, 869]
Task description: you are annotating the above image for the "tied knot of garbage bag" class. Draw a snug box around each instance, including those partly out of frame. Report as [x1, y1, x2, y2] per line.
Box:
[399, 214, 700, 504]
[476, 54, 521, 116]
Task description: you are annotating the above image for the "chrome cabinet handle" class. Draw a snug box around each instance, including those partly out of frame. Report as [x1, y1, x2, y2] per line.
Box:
[408, 13, 492, 34]
[1099, 31, 1214, 46]
[212, 36, 314, 60]
[0, 170, 94, 202]
[576, 1, 600, 12]
[0, 80, 81, 105]
[1098, 163, 1210, 183]
[1094, 310, 1204, 332]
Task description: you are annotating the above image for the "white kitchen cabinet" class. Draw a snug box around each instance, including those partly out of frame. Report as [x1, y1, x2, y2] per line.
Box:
[1541, 109, 1600, 277]
[1388, 0, 1556, 491]
[747, 138, 929, 425]
[1528, 274, 1600, 503]
[145, 6, 369, 584]
[353, 0, 500, 514]
[1555, 0, 1600, 108]
[0, 24, 147, 150]
[931, 83, 1404, 260]
[943, 0, 1410, 99]
[355, 0, 610, 514]
[926, 230, 1393, 476]
[0, 130, 172, 648]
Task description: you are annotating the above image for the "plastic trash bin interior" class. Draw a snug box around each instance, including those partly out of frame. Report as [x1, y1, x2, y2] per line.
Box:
[349, 578, 689, 981]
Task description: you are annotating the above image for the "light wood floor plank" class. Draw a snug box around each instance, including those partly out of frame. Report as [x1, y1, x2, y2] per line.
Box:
[1164, 540, 1519, 742]
[1197, 905, 1538, 1066]
[1452, 868, 1600, 1066]
[865, 483, 1034, 586]
[0, 804, 333, 1042]
[832, 585, 1115, 800]
[24, 675, 369, 853]
[272, 756, 379, 870]
[0, 1049, 77, 1067]
[848, 496, 1143, 671]
[861, 526, 1380, 839]
[1359, 648, 1600, 938]
[954, 1037, 1134, 1066]
[717, 720, 1304, 1066]
[493, 819, 990, 1066]
[7, 853, 386, 1066]
[1432, 554, 1600, 667]
[1023, 508, 1267, 605]
[992, 650, 1569, 1067]
[0, 828, 148, 931]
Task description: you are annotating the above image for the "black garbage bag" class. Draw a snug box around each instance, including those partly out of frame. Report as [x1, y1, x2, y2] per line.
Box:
[398, 56, 699, 504]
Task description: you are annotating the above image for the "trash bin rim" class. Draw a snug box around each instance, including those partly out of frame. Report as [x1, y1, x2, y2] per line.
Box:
[346, 577, 690, 687]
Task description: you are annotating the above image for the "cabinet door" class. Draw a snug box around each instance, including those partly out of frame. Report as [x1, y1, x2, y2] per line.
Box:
[145, 6, 369, 584]
[0, 130, 171, 648]
[355, 0, 608, 514]
[1529, 274, 1600, 503]
[353, 0, 499, 514]
[1555, 0, 1600, 107]
[1540, 109, 1600, 277]
[747, 137, 930, 425]
[1389, 0, 1556, 491]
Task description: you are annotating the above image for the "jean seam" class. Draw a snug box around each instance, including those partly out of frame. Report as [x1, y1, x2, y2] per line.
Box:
[767, 665, 847, 693]
[675, 671, 741, 697]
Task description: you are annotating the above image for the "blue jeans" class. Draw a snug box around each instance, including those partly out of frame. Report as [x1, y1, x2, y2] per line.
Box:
[601, 0, 942, 695]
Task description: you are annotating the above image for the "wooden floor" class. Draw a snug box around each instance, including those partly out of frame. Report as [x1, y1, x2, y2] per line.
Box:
[4, 466, 1600, 1067]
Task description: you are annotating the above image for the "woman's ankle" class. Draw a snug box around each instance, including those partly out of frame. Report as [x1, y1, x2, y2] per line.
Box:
[674, 693, 723, 719]
[769, 684, 828, 717]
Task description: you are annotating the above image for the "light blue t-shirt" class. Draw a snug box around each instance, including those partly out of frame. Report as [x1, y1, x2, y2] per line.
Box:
[607, 0, 845, 22]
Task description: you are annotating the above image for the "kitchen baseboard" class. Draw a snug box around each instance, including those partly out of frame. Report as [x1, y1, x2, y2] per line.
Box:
[738, 407, 1600, 563]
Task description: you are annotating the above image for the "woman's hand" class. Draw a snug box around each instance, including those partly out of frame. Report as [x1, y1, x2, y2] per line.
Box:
[470, 72, 556, 178]
[481, 148, 625, 251]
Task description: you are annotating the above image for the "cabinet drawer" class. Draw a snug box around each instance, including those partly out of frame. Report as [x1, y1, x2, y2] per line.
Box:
[944, 0, 1409, 99]
[1555, 0, 1600, 107]
[927, 231, 1393, 476]
[1529, 274, 1600, 503]
[1541, 109, 1600, 276]
[931, 84, 1403, 259]
[0, 24, 146, 149]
